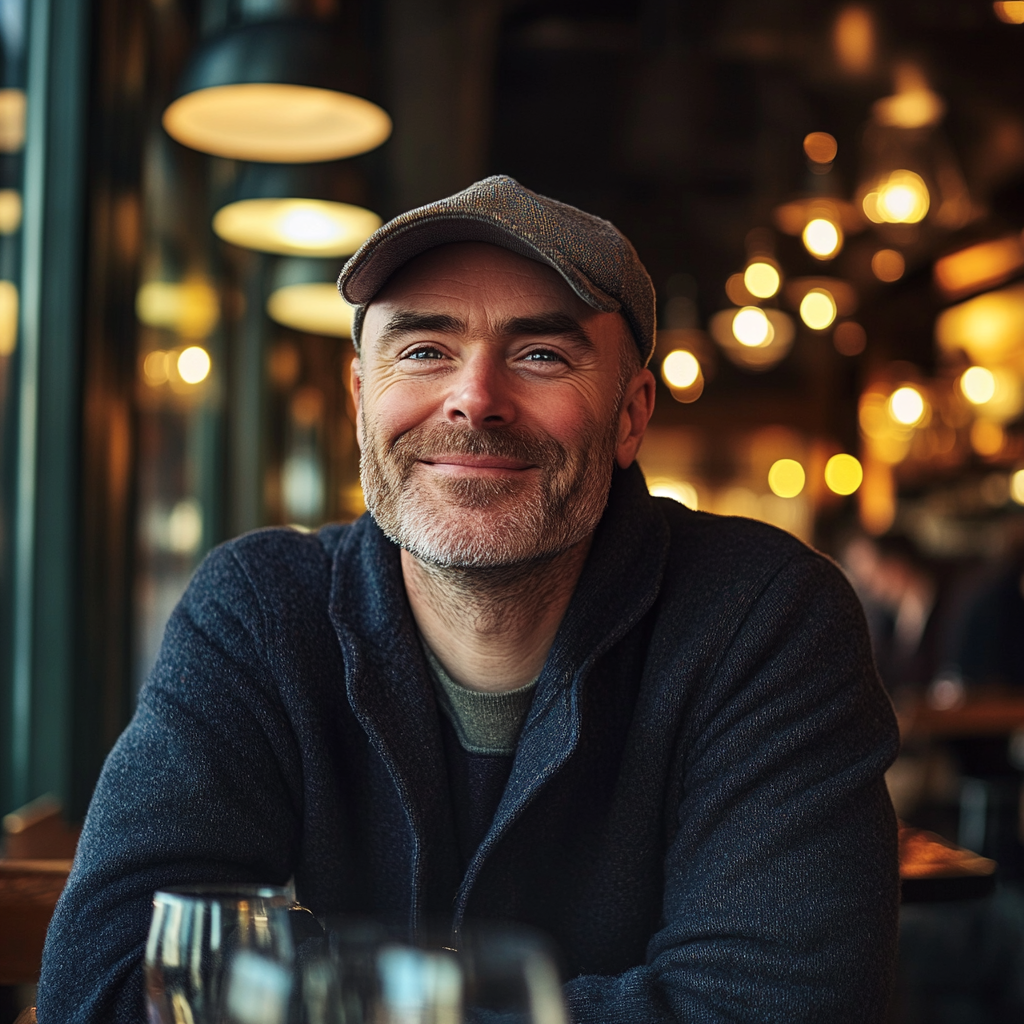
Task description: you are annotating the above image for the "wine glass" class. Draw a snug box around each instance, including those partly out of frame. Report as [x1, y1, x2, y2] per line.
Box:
[293, 919, 567, 1024]
[457, 924, 567, 1024]
[144, 884, 296, 1024]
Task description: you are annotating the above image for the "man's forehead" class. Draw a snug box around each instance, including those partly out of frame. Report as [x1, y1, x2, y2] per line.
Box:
[366, 241, 589, 315]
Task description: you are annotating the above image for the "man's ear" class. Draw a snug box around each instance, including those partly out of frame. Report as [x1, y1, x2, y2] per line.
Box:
[350, 356, 364, 449]
[616, 367, 656, 469]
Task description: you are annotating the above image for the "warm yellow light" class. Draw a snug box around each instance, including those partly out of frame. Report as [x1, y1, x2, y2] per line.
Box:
[267, 283, 356, 338]
[649, 478, 699, 510]
[876, 170, 930, 224]
[0, 280, 17, 356]
[143, 350, 170, 386]
[213, 199, 381, 258]
[768, 459, 806, 498]
[1011, 469, 1024, 504]
[177, 346, 211, 385]
[799, 288, 837, 330]
[933, 237, 1024, 300]
[0, 189, 22, 234]
[994, 1, 1024, 23]
[825, 454, 864, 495]
[871, 249, 905, 283]
[732, 306, 772, 347]
[804, 132, 838, 164]
[163, 83, 392, 163]
[662, 349, 700, 388]
[0, 89, 26, 152]
[971, 419, 1005, 456]
[136, 279, 219, 339]
[743, 261, 781, 298]
[802, 218, 842, 259]
[935, 284, 1024, 364]
[888, 386, 925, 426]
[834, 6, 875, 74]
[873, 90, 946, 129]
[960, 366, 996, 405]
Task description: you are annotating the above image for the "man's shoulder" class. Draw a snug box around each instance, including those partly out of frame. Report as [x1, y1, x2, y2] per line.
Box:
[657, 497, 818, 564]
[192, 519, 362, 605]
[652, 497, 848, 607]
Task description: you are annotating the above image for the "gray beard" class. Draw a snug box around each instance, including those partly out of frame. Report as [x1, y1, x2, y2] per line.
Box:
[359, 415, 618, 570]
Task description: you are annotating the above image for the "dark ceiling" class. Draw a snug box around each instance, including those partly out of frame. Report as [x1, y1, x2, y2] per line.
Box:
[482, 0, 1024, 442]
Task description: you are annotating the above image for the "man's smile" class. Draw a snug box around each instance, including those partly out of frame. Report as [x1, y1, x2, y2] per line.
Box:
[419, 453, 536, 477]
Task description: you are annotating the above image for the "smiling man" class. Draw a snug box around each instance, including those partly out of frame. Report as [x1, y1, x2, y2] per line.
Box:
[39, 177, 900, 1024]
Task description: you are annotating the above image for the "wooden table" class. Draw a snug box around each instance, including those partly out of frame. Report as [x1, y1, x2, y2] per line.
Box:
[898, 690, 1024, 740]
[0, 859, 71, 985]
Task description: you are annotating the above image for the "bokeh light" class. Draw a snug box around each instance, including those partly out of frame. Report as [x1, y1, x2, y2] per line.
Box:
[143, 350, 169, 386]
[834, 321, 867, 356]
[799, 288, 838, 330]
[803, 132, 838, 164]
[743, 261, 781, 298]
[871, 249, 905, 282]
[888, 385, 926, 426]
[649, 478, 699, 510]
[824, 454, 864, 495]
[802, 218, 842, 259]
[834, 5, 875, 74]
[732, 306, 772, 347]
[864, 170, 930, 225]
[768, 459, 806, 498]
[177, 346, 211, 385]
[1011, 469, 1024, 505]
[960, 366, 996, 405]
[971, 419, 1005, 456]
[662, 349, 700, 388]
[994, 2, 1024, 24]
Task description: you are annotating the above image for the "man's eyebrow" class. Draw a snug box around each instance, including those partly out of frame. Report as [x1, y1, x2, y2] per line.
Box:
[376, 311, 468, 344]
[496, 312, 596, 350]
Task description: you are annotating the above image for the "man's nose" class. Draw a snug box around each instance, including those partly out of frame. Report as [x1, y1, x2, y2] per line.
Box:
[442, 353, 516, 429]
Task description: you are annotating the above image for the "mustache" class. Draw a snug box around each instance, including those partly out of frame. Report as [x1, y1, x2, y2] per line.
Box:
[387, 423, 568, 468]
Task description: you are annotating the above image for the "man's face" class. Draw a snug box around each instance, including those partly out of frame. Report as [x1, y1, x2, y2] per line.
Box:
[351, 242, 652, 569]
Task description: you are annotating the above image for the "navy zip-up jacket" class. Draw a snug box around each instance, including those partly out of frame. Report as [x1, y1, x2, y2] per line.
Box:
[38, 464, 900, 1022]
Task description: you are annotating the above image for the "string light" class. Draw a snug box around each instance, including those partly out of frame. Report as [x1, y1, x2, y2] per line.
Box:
[768, 459, 806, 498]
[732, 306, 773, 347]
[799, 288, 838, 330]
[824, 454, 864, 495]
[802, 218, 842, 259]
[743, 261, 781, 298]
[960, 366, 996, 405]
[662, 349, 700, 388]
[888, 386, 925, 426]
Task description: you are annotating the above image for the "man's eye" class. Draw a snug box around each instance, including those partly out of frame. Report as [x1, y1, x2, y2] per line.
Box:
[404, 347, 444, 361]
[522, 349, 563, 363]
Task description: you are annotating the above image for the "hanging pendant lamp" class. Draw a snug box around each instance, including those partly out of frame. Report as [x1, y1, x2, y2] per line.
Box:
[163, 20, 392, 163]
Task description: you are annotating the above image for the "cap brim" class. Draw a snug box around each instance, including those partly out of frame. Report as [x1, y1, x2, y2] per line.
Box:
[338, 212, 620, 315]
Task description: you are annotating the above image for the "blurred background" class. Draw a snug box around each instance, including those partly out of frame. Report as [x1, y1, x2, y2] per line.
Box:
[2, 0, 1024, 1019]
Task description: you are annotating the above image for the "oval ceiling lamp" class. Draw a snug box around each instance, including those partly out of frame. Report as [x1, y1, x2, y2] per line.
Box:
[266, 258, 355, 338]
[214, 198, 381, 257]
[162, 20, 391, 163]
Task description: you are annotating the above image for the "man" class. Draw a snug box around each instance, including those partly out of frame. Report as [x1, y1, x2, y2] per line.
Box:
[38, 176, 899, 1022]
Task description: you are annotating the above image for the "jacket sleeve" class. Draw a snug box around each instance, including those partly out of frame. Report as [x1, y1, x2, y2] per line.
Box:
[36, 544, 304, 1024]
[563, 551, 900, 1023]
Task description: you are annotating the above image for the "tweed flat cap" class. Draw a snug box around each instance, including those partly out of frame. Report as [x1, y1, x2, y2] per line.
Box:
[337, 175, 655, 364]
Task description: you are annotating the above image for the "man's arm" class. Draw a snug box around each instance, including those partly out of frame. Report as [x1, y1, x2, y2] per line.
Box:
[564, 551, 899, 1023]
[36, 544, 303, 1024]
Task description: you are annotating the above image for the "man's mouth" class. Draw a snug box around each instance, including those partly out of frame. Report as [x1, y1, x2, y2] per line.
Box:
[419, 454, 535, 475]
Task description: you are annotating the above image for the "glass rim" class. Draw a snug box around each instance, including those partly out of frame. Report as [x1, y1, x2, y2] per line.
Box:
[153, 883, 292, 905]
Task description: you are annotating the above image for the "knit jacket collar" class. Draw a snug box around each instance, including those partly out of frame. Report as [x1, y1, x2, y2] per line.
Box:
[327, 462, 670, 934]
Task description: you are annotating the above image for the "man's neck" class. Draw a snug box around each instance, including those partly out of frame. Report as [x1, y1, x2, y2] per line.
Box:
[400, 540, 592, 693]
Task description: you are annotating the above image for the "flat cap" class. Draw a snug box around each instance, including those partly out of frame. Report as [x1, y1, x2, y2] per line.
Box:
[337, 175, 655, 364]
